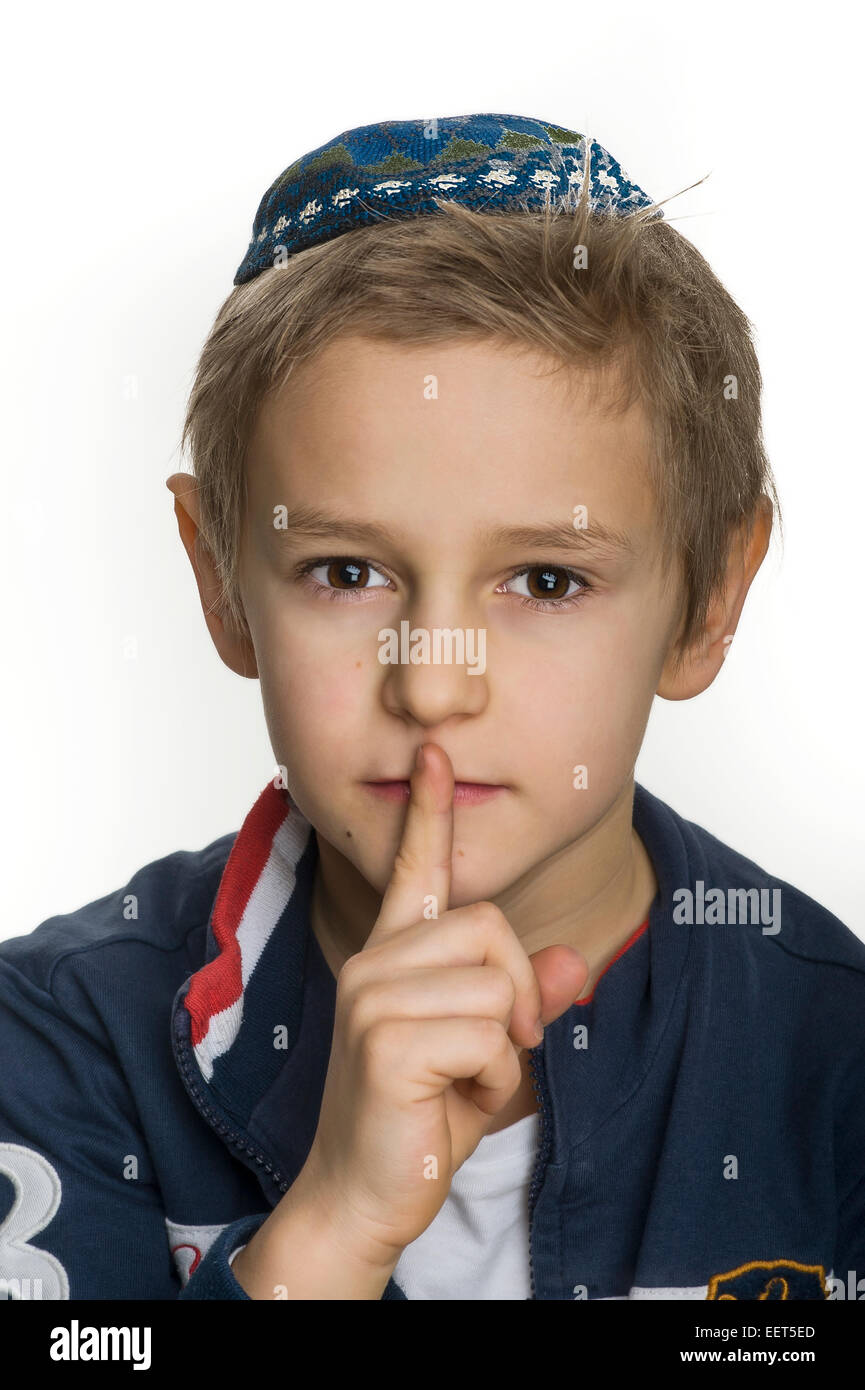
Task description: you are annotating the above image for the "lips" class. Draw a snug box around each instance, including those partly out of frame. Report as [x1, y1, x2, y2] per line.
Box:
[367, 778, 501, 787]
[363, 779, 507, 805]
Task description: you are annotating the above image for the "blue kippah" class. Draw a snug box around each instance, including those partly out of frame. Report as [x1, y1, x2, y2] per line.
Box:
[233, 113, 662, 286]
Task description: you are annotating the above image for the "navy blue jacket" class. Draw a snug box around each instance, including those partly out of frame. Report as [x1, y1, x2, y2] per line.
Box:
[1, 780, 863, 1300]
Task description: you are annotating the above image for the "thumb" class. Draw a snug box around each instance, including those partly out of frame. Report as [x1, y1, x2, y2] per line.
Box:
[529, 945, 590, 1029]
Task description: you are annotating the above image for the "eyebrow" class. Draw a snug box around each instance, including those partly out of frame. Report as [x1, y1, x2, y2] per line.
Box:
[269, 505, 637, 558]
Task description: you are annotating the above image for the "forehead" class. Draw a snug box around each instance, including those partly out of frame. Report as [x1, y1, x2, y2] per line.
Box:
[246, 334, 657, 542]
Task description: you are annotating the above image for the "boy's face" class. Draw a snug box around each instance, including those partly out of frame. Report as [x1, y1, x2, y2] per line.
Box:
[238, 334, 684, 908]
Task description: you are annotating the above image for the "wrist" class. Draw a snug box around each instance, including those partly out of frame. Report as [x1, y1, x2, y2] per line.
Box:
[285, 1161, 404, 1276]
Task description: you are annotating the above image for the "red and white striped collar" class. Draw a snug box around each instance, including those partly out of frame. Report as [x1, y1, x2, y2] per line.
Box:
[181, 781, 314, 1085]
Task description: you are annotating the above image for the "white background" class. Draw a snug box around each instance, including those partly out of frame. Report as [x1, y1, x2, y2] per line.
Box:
[2, 0, 862, 942]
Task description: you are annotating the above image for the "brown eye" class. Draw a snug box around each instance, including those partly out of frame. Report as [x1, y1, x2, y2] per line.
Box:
[301, 557, 391, 596]
[326, 559, 369, 589]
[524, 566, 572, 600]
[501, 564, 591, 611]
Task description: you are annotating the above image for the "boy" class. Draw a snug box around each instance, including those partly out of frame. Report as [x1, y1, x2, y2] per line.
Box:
[1, 114, 863, 1302]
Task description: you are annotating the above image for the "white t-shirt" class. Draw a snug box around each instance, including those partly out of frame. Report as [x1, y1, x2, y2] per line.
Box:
[228, 1110, 540, 1299]
[392, 1110, 540, 1299]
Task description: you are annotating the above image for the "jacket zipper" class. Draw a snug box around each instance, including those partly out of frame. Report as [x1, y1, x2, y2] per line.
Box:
[527, 1038, 552, 1300]
[173, 1023, 291, 1199]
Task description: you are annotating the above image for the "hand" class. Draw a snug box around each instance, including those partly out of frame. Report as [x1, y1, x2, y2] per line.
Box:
[299, 741, 588, 1268]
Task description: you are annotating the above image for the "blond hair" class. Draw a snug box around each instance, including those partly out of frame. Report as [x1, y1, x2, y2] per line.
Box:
[180, 176, 780, 669]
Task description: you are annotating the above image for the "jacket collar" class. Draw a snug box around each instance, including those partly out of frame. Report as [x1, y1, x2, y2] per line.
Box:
[171, 781, 333, 1204]
[172, 779, 694, 1203]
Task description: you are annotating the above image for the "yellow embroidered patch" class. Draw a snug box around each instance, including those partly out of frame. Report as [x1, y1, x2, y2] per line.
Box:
[707, 1259, 827, 1300]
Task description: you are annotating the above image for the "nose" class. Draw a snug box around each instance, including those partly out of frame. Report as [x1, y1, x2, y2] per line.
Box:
[378, 597, 490, 726]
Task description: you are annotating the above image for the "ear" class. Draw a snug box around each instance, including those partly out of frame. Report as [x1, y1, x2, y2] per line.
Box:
[165, 473, 259, 679]
[656, 495, 773, 701]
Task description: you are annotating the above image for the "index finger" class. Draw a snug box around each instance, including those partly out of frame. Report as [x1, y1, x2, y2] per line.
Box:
[368, 742, 454, 940]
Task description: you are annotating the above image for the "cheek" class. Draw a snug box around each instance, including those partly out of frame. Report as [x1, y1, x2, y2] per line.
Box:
[258, 602, 367, 707]
[257, 639, 370, 773]
[301, 665, 365, 722]
[571, 615, 661, 773]
[496, 609, 656, 784]
[282, 688, 355, 760]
